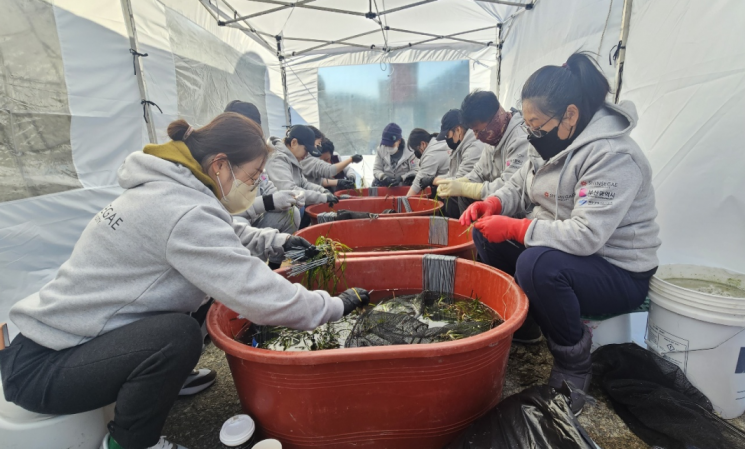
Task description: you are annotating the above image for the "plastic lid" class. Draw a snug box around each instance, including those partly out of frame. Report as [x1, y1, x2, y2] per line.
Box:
[220, 414, 255, 447]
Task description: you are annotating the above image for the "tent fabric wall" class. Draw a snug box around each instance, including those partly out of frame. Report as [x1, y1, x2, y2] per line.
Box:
[497, 0, 623, 109]
[0, 0, 279, 333]
[619, 0, 745, 271]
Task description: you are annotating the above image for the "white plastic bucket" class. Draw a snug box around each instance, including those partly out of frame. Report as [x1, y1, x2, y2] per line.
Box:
[646, 264, 745, 419]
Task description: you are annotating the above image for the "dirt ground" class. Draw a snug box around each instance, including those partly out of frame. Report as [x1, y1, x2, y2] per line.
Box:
[164, 340, 745, 449]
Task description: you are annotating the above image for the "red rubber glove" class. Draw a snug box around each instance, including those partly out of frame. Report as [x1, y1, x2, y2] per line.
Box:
[460, 196, 503, 226]
[473, 216, 532, 245]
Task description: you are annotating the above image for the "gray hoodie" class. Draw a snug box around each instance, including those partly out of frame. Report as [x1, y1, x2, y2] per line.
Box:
[10, 151, 343, 351]
[465, 112, 531, 198]
[300, 155, 338, 186]
[447, 128, 485, 179]
[410, 137, 450, 194]
[266, 139, 329, 205]
[373, 146, 419, 181]
[493, 101, 661, 273]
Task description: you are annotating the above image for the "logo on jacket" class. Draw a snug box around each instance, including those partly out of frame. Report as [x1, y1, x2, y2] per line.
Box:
[579, 188, 587, 197]
[581, 181, 587, 186]
[544, 192, 549, 198]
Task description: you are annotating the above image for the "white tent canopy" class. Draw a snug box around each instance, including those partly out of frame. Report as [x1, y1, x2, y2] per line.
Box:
[1, 0, 744, 332]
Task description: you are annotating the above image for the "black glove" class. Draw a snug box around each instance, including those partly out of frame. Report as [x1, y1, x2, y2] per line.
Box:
[283, 235, 312, 252]
[377, 175, 394, 187]
[326, 194, 340, 206]
[390, 175, 404, 187]
[418, 175, 435, 190]
[336, 179, 355, 190]
[336, 210, 377, 221]
[339, 288, 370, 315]
[402, 175, 415, 187]
[351, 154, 363, 163]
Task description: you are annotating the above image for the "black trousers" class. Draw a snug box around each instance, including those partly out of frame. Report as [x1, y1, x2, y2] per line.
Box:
[0, 314, 203, 449]
[472, 229, 650, 346]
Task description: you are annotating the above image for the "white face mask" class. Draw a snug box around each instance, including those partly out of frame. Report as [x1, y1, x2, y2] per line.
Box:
[380, 145, 398, 156]
[217, 163, 258, 214]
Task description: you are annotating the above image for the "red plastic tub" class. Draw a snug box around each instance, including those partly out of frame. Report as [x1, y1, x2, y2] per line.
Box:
[295, 217, 476, 259]
[207, 256, 528, 449]
[305, 197, 442, 225]
[335, 186, 431, 198]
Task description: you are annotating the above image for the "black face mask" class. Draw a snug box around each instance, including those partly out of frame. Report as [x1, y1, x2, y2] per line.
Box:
[413, 148, 422, 159]
[446, 136, 460, 151]
[528, 125, 574, 161]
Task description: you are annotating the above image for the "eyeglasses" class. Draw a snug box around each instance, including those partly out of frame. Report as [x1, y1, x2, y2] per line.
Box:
[218, 158, 262, 192]
[520, 112, 560, 138]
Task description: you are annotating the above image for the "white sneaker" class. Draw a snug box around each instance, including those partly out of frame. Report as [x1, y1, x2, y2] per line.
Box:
[179, 368, 217, 396]
[101, 433, 189, 449]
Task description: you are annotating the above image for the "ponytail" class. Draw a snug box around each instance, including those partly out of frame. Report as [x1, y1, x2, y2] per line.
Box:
[167, 112, 268, 168]
[521, 52, 610, 132]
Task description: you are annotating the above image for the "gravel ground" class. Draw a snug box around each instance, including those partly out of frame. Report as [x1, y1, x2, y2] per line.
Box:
[165, 339, 745, 449]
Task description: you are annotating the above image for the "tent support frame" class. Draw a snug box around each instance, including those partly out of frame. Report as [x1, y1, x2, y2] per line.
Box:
[613, 0, 633, 103]
[120, 0, 158, 143]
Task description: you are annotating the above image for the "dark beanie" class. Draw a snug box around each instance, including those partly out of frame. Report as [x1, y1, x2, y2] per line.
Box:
[380, 122, 402, 146]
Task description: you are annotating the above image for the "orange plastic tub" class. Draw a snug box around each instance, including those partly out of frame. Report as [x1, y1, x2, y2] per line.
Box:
[207, 256, 528, 449]
[305, 197, 442, 225]
[335, 186, 431, 198]
[295, 217, 476, 259]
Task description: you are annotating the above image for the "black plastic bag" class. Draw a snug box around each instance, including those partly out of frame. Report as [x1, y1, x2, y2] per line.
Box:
[593, 343, 745, 449]
[444, 383, 598, 449]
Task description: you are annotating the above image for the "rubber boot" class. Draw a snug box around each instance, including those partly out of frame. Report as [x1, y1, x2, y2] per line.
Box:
[546, 325, 592, 415]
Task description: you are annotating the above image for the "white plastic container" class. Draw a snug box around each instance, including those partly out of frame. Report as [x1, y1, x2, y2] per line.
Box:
[220, 414, 255, 447]
[0, 380, 114, 449]
[582, 314, 634, 352]
[646, 264, 745, 419]
[252, 439, 282, 449]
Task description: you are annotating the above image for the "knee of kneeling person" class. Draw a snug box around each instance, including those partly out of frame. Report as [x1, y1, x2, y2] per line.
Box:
[159, 314, 203, 360]
[515, 247, 568, 287]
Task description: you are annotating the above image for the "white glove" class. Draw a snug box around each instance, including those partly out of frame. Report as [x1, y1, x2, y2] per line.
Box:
[291, 190, 306, 208]
[271, 191, 298, 211]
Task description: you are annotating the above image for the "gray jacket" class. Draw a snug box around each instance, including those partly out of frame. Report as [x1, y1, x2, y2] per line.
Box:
[493, 101, 660, 272]
[373, 146, 419, 181]
[447, 129, 485, 179]
[410, 137, 450, 194]
[465, 112, 531, 198]
[300, 155, 337, 186]
[10, 152, 343, 351]
[266, 139, 329, 205]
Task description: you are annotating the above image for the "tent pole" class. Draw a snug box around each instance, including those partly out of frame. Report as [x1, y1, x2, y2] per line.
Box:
[614, 0, 633, 103]
[120, 0, 158, 144]
[281, 63, 291, 129]
[496, 23, 502, 97]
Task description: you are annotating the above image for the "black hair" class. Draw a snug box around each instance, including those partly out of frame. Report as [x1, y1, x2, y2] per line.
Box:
[461, 90, 500, 127]
[224, 100, 261, 125]
[307, 125, 325, 140]
[168, 113, 268, 167]
[320, 138, 334, 155]
[408, 128, 437, 151]
[521, 52, 610, 133]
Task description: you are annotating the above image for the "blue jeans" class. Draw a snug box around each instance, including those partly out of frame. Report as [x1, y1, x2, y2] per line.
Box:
[473, 228, 651, 346]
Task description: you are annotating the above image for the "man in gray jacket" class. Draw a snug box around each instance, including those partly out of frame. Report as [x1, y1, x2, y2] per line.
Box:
[436, 91, 531, 203]
[434, 109, 484, 217]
